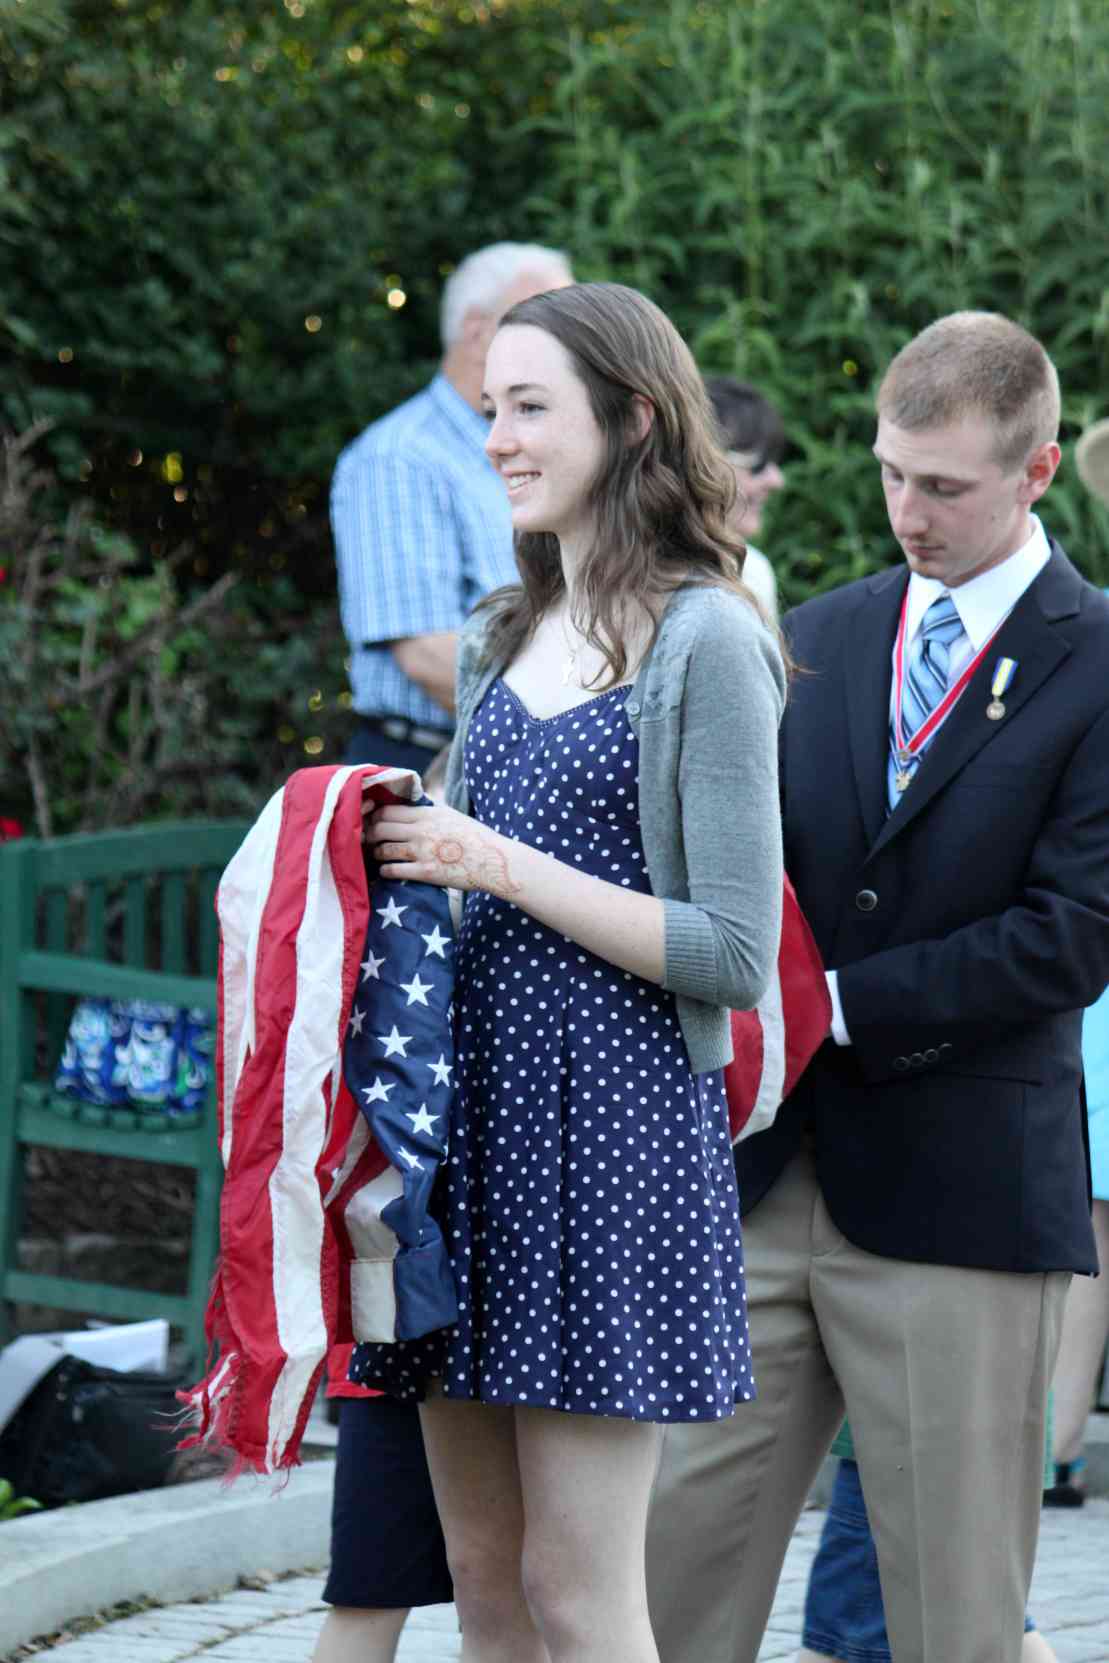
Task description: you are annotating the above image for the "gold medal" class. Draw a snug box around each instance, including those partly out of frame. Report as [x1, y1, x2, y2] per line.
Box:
[986, 699, 1005, 721]
[895, 770, 911, 793]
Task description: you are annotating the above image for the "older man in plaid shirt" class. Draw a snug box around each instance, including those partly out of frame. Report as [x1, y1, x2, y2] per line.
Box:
[331, 241, 573, 778]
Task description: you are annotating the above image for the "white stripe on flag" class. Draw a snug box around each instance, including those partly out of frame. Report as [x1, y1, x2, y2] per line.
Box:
[323, 1115, 372, 1209]
[736, 964, 786, 1144]
[343, 1166, 406, 1341]
[356, 765, 424, 803]
[217, 786, 284, 1169]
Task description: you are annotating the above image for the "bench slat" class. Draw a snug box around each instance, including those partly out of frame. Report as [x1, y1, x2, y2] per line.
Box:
[16, 951, 217, 1011]
[85, 881, 106, 958]
[16, 1095, 214, 1164]
[2, 1268, 193, 1326]
[161, 874, 187, 973]
[33, 822, 247, 885]
[124, 876, 146, 966]
[44, 889, 70, 1063]
[198, 869, 220, 973]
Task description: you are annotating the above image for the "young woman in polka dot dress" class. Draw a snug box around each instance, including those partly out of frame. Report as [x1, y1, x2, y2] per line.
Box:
[365, 282, 786, 1663]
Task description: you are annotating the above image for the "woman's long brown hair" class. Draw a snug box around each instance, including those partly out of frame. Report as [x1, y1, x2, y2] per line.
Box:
[477, 281, 772, 686]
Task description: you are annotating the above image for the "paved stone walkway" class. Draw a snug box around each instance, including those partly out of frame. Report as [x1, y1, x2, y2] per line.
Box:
[24, 1499, 1109, 1662]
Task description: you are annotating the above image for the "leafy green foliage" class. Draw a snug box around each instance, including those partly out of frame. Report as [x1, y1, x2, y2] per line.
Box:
[3, 0, 1109, 834]
[0, 425, 350, 836]
[0, 1476, 42, 1520]
[515, 0, 1109, 596]
[0, 0, 577, 580]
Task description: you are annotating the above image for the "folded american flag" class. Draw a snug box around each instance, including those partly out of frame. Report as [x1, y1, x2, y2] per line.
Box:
[181, 763, 456, 1474]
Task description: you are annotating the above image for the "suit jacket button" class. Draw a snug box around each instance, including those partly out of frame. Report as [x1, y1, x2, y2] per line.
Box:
[938, 1042, 953, 1057]
[924, 1048, 939, 1063]
[893, 1056, 909, 1071]
[910, 1051, 925, 1067]
[855, 888, 878, 912]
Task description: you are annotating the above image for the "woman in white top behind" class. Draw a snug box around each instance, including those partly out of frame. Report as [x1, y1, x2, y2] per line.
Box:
[704, 374, 787, 624]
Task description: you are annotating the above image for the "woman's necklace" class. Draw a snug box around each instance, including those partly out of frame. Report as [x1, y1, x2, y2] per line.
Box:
[559, 611, 584, 687]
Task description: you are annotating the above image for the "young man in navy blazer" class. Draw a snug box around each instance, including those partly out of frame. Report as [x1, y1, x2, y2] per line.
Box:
[648, 312, 1109, 1663]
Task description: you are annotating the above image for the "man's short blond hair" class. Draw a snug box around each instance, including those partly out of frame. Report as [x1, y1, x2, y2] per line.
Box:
[877, 311, 1060, 472]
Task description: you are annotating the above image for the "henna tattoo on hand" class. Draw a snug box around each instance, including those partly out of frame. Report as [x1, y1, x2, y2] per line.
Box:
[425, 827, 521, 897]
[471, 832, 522, 899]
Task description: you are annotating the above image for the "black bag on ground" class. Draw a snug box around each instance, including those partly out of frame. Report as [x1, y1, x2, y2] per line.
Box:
[0, 1352, 182, 1507]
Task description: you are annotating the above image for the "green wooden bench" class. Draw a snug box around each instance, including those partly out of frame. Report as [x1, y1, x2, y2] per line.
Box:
[0, 820, 249, 1368]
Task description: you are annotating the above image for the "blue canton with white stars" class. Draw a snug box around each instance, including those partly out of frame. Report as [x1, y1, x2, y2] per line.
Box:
[342, 863, 458, 1342]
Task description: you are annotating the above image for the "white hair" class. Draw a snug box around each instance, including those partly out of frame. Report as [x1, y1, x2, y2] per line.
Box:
[439, 241, 573, 350]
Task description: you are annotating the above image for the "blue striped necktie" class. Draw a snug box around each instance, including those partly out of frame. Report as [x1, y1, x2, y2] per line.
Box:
[888, 593, 965, 809]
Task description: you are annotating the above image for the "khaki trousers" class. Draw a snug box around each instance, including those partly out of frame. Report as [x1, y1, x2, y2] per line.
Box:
[646, 1150, 1069, 1663]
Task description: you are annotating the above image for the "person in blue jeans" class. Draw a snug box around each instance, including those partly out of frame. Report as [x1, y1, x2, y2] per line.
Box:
[797, 1431, 1058, 1663]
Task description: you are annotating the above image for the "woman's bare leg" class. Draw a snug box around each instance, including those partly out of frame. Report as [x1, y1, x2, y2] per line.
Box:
[516, 1405, 662, 1663]
[311, 1607, 408, 1663]
[419, 1398, 547, 1663]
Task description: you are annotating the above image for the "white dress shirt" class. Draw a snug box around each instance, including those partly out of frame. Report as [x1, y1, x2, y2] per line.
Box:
[826, 516, 1052, 1046]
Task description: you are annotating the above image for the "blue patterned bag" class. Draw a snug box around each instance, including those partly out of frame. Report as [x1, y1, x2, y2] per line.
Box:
[54, 999, 213, 1119]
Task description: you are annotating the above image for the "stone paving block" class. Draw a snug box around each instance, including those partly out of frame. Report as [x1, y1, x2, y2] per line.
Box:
[201, 1592, 308, 1618]
[264, 1575, 326, 1603]
[1050, 1638, 1109, 1663]
[96, 1611, 236, 1639]
[255, 1614, 331, 1637]
[185, 1641, 275, 1662]
[170, 1599, 287, 1628]
[24, 1650, 122, 1663]
[44, 1641, 188, 1663]
[755, 1639, 797, 1661]
[199, 1638, 310, 1661]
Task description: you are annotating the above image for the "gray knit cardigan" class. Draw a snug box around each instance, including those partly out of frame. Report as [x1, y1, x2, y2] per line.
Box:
[443, 584, 786, 1073]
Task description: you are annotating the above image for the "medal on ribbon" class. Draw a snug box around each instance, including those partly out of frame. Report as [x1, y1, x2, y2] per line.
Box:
[986, 656, 1017, 721]
[890, 594, 1012, 797]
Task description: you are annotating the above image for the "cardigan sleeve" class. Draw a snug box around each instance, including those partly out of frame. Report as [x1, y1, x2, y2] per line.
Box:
[444, 606, 497, 814]
[662, 601, 786, 1011]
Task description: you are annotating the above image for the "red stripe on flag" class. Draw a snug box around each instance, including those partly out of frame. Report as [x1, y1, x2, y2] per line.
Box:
[725, 875, 830, 1142]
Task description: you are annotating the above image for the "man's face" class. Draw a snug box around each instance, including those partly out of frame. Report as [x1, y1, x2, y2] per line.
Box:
[873, 412, 1055, 589]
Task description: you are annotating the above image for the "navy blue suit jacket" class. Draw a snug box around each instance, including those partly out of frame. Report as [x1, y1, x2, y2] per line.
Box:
[736, 543, 1109, 1273]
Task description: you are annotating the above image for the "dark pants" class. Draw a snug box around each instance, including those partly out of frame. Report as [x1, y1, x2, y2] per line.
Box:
[322, 1396, 452, 1609]
[345, 722, 450, 776]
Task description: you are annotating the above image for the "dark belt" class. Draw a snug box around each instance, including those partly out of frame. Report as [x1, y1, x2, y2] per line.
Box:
[359, 713, 454, 753]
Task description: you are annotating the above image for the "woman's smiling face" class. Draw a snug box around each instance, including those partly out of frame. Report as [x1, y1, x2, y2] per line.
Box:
[482, 323, 608, 549]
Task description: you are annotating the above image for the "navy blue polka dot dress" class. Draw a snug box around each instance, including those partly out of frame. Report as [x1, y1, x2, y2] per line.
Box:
[351, 676, 753, 1422]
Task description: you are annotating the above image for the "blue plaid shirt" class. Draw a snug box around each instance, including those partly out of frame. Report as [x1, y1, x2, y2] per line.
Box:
[331, 374, 516, 730]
